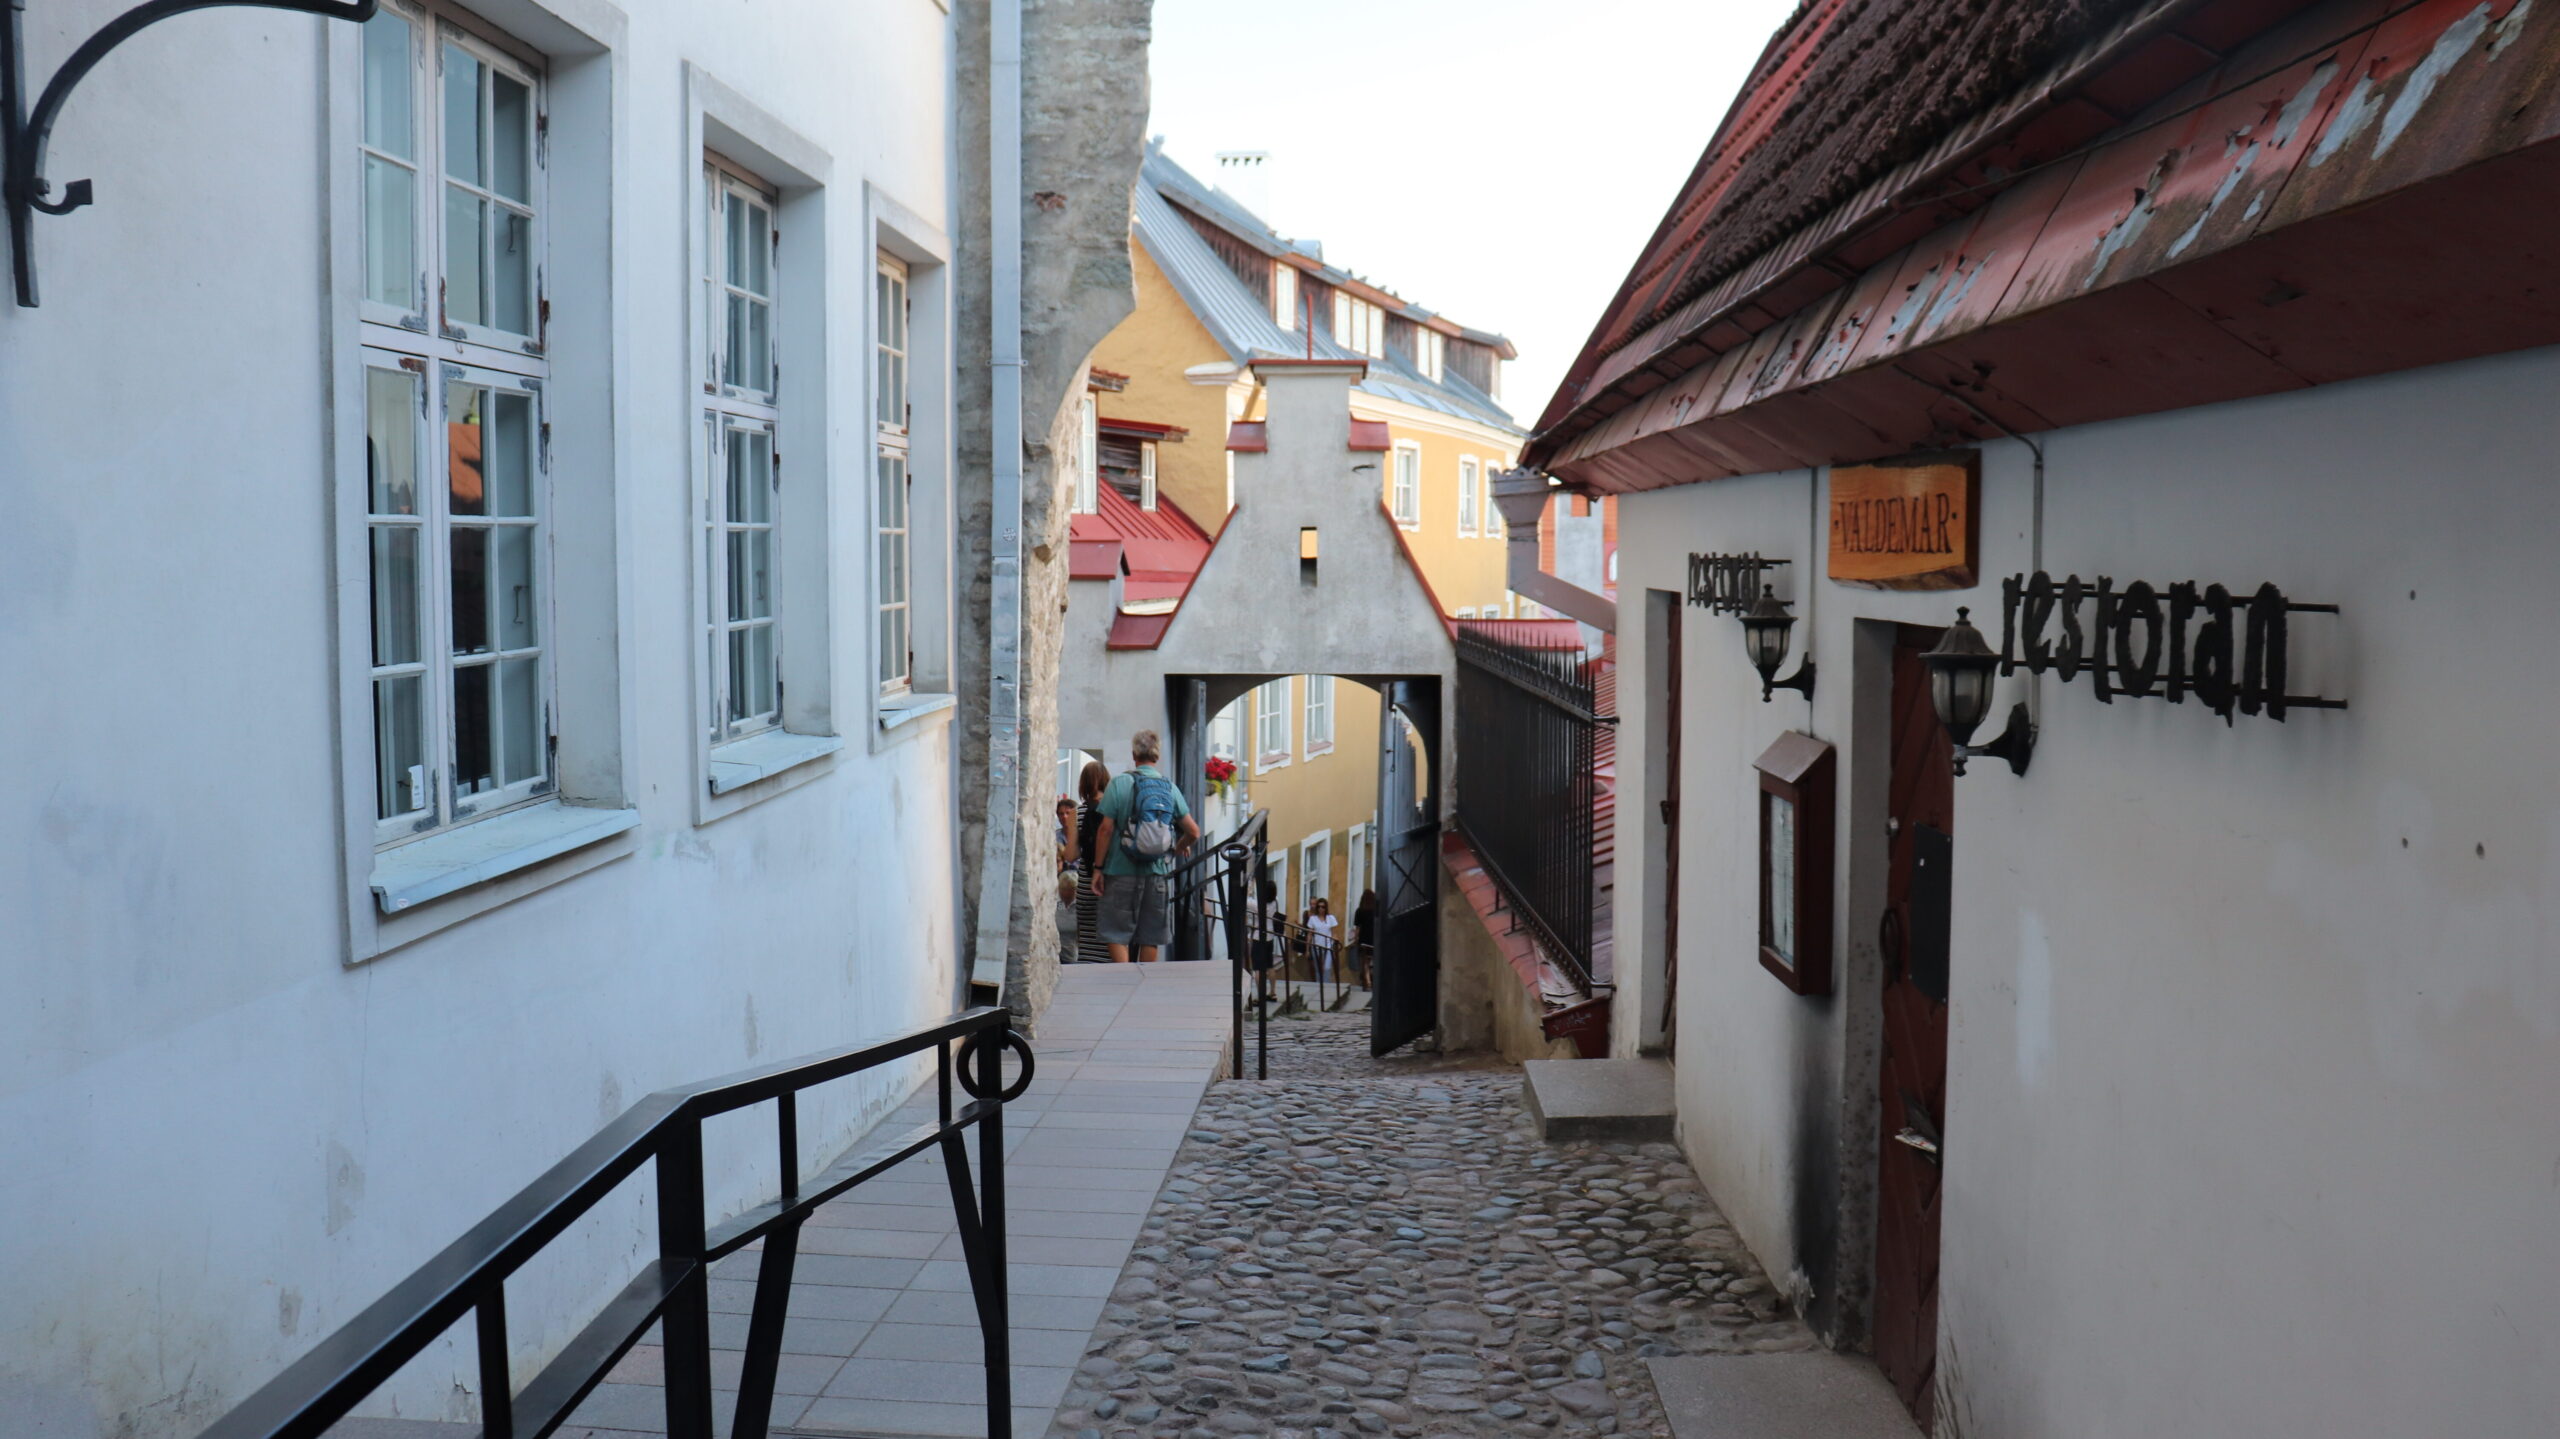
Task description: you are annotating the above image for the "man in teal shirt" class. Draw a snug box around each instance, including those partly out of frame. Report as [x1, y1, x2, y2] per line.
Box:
[1093, 729, 1200, 963]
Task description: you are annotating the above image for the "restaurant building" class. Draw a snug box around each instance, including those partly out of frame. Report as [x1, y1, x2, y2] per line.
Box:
[1523, 0, 2560, 1432]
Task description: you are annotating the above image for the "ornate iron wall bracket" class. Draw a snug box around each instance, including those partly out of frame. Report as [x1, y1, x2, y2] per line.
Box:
[1952, 702, 2035, 778]
[3, 0, 375, 307]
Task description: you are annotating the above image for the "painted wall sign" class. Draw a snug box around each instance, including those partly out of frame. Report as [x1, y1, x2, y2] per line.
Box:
[1996, 571, 2346, 723]
[1686, 552, 1791, 614]
[1828, 456, 1979, 590]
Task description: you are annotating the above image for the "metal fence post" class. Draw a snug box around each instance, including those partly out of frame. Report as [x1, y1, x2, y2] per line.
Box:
[656, 1120, 715, 1439]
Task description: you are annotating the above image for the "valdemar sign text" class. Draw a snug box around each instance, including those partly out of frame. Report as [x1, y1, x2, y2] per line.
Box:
[1828, 456, 1978, 590]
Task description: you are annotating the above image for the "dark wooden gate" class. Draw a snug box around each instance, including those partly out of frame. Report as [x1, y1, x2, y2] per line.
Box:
[1658, 595, 1682, 1056]
[1875, 627, 1954, 1431]
[1370, 678, 1440, 1056]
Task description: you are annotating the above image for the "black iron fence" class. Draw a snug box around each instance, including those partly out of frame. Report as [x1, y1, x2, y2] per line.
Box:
[197, 1007, 1032, 1439]
[1454, 621, 1601, 991]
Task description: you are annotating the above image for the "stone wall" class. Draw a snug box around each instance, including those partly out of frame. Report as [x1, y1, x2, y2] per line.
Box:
[953, 0, 1153, 1026]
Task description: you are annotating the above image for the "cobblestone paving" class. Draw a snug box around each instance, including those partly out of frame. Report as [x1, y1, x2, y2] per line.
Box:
[1044, 1050, 1814, 1439]
[1246, 1007, 1516, 1081]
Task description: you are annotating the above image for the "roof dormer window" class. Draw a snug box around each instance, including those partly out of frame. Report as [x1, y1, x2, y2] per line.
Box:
[1417, 328, 1445, 382]
[1273, 262, 1299, 331]
[1332, 291, 1383, 359]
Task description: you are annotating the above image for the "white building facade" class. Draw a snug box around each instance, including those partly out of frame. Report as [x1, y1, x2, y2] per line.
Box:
[1525, 1, 2560, 1433]
[0, 1, 1044, 1432]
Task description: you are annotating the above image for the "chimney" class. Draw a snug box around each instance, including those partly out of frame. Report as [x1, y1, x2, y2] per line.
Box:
[1214, 150, 1275, 230]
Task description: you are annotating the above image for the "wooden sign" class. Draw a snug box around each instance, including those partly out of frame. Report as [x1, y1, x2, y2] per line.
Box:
[1828, 455, 1978, 590]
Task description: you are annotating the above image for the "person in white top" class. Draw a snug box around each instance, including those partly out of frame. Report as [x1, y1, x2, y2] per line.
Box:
[1303, 896, 1339, 982]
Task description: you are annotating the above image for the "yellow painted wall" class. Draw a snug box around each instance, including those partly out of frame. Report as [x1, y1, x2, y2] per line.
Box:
[1223, 676, 1384, 924]
[1088, 243, 1237, 524]
[1369, 414, 1519, 618]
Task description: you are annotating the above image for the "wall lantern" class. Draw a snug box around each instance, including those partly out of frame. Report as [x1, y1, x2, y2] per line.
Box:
[4, 0, 379, 307]
[1738, 586, 1815, 702]
[1922, 607, 2034, 776]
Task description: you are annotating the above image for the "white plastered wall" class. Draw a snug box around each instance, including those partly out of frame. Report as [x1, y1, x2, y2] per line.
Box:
[1609, 344, 2560, 1435]
[0, 1, 966, 1433]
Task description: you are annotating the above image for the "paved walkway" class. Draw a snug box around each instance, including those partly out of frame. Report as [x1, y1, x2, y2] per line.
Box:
[1041, 1014, 1814, 1439]
[563, 961, 1234, 1438]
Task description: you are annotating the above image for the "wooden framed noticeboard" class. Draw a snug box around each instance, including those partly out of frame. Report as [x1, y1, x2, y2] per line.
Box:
[1753, 732, 1835, 996]
[1828, 454, 1979, 590]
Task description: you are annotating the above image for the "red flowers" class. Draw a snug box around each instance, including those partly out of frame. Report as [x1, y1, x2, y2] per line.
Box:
[1205, 756, 1239, 785]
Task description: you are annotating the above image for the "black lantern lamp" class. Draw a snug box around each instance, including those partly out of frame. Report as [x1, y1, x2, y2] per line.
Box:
[1922, 607, 2034, 776]
[1738, 586, 1815, 702]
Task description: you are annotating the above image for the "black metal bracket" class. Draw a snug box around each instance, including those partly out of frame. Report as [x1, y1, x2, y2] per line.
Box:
[1759, 655, 1816, 704]
[3, 0, 376, 306]
[1953, 701, 2035, 777]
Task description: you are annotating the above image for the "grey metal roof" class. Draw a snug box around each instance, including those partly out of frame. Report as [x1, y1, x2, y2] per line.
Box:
[1135, 147, 1523, 437]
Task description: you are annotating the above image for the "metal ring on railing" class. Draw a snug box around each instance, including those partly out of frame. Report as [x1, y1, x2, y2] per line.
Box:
[954, 1028, 1036, 1103]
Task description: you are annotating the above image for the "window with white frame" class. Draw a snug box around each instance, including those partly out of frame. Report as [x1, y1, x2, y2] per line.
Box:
[1456, 607, 1476, 620]
[1457, 455, 1479, 535]
[1303, 674, 1334, 753]
[1075, 392, 1100, 514]
[1256, 679, 1291, 767]
[1345, 822, 1368, 907]
[1332, 291, 1383, 358]
[1273, 262, 1298, 331]
[1416, 328, 1445, 382]
[1391, 444, 1421, 527]
[1485, 462, 1504, 537]
[875, 252, 914, 694]
[361, 1, 553, 846]
[1139, 440, 1159, 512]
[702, 162, 783, 737]
[1300, 832, 1330, 916]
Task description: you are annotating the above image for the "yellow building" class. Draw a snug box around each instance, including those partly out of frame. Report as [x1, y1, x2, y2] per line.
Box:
[1066, 143, 1525, 932]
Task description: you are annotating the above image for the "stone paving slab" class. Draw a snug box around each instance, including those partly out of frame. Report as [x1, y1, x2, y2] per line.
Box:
[1647, 1352, 1921, 1438]
[1523, 1059, 1677, 1143]
[545, 962, 1232, 1439]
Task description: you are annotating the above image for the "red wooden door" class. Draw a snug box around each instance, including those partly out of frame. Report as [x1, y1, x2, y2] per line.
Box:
[1659, 598, 1682, 1056]
[1875, 627, 1954, 1431]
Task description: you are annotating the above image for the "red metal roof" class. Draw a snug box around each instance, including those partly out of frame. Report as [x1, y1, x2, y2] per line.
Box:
[1532, 0, 2560, 490]
[1225, 422, 1266, 453]
[1348, 419, 1392, 452]
[1100, 417, 1189, 440]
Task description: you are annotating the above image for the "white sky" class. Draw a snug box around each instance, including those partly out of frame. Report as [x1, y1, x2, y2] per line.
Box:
[1143, 0, 1802, 433]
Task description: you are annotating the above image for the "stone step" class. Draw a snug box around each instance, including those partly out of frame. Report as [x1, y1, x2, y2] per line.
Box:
[1521, 1057, 1675, 1142]
[1649, 1352, 1923, 1439]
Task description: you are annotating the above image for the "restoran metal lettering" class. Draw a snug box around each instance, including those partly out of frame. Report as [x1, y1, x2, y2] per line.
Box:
[1686, 552, 1789, 614]
[1996, 571, 2345, 723]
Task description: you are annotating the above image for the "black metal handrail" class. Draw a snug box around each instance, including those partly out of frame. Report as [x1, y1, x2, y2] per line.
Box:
[1454, 622, 1600, 991]
[197, 1006, 1032, 1439]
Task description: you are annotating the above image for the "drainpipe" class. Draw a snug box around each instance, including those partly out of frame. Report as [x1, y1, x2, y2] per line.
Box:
[1490, 470, 1616, 631]
[969, 0, 1024, 995]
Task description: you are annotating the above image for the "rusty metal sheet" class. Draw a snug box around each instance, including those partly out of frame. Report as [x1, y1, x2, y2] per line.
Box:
[1796, 249, 1913, 387]
[2271, 0, 2559, 226]
[2003, 36, 2362, 318]
[2154, 136, 2560, 381]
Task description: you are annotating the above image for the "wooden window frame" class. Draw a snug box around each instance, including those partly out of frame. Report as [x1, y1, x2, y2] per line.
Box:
[1753, 731, 1835, 995]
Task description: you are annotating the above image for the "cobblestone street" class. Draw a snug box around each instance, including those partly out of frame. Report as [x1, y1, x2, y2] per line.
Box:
[1046, 1011, 1813, 1439]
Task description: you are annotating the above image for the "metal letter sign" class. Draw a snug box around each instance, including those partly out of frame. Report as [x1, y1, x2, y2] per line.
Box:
[1687, 552, 1790, 615]
[1995, 571, 2345, 723]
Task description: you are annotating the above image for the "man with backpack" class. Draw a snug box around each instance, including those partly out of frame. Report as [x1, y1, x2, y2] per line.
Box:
[1092, 729, 1201, 963]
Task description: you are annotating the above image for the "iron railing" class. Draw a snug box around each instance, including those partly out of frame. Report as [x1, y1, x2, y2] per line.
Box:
[1454, 621, 1601, 991]
[197, 1007, 1033, 1439]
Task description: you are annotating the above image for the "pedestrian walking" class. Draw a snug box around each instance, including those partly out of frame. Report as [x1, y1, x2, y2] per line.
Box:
[1074, 760, 1111, 964]
[1304, 895, 1339, 983]
[1352, 888, 1378, 988]
[1092, 730, 1199, 963]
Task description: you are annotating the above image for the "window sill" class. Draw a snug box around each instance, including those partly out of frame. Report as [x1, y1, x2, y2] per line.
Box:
[710, 729, 846, 795]
[1305, 742, 1335, 759]
[371, 802, 642, 915]
[878, 691, 957, 732]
